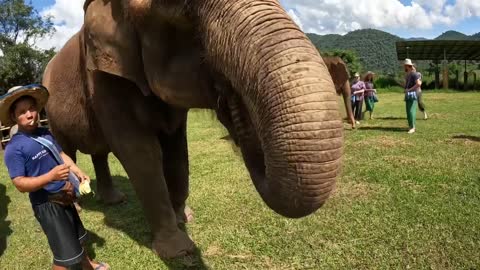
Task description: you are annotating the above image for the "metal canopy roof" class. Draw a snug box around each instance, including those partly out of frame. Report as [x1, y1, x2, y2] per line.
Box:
[395, 40, 480, 61]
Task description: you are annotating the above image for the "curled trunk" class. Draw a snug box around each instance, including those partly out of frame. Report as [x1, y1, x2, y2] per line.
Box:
[195, 0, 343, 217]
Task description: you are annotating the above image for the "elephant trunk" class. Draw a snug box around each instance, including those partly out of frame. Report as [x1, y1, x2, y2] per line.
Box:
[195, 0, 343, 218]
[342, 81, 355, 126]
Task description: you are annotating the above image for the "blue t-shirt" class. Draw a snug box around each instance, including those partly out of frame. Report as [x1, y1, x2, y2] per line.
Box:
[4, 127, 66, 206]
[406, 71, 421, 90]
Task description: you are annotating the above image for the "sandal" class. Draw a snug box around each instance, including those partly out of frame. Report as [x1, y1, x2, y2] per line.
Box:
[94, 262, 110, 270]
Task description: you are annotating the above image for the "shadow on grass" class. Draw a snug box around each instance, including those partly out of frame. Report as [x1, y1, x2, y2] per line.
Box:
[81, 176, 207, 269]
[358, 126, 407, 132]
[84, 229, 106, 261]
[0, 183, 12, 258]
[220, 135, 231, 140]
[375, 116, 406, 120]
[452, 134, 480, 142]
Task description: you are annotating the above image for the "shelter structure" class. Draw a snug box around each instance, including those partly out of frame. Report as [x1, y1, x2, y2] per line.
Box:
[395, 40, 480, 89]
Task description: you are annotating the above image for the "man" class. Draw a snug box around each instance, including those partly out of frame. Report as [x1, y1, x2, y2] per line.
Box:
[1, 84, 109, 270]
[403, 59, 422, 134]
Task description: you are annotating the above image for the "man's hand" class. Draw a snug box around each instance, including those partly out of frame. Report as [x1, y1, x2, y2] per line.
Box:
[62, 181, 75, 198]
[75, 171, 90, 184]
[48, 164, 70, 181]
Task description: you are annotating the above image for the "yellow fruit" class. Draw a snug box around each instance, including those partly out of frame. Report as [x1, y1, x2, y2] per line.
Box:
[79, 181, 92, 195]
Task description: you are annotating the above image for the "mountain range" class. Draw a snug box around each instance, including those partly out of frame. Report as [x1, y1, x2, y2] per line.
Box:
[307, 30, 480, 75]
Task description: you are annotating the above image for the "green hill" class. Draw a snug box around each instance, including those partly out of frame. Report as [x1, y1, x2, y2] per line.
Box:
[470, 32, 480, 40]
[308, 29, 480, 75]
[308, 29, 402, 74]
[435, 30, 470, 40]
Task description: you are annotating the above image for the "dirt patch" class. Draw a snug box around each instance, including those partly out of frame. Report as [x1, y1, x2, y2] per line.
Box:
[355, 135, 414, 149]
[400, 180, 424, 193]
[331, 180, 384, 201]
[204, 245, 223, 257]
[383, 155, 419, 166]
[226, 253, 253, 259]
[204, 245, 253, 260]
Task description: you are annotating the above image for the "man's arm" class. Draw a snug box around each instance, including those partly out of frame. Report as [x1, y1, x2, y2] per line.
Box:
[407, 79, 421, 92]
[60, 152, 90, 182]
[12, 164, 70, 193]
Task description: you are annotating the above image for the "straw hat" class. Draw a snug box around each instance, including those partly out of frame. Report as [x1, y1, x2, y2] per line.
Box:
[354, 72, 360, 77]
[0, 84, 49, 127]
[366, 71, 375, 75]
[403, 58, 415, 66]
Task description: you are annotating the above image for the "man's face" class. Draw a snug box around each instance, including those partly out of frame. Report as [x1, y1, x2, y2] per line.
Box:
[404, 65, 412, 72]
[12, 98, 39, 132]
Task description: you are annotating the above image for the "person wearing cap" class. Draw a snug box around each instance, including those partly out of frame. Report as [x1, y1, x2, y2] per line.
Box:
[1, 85, 109, 270]
[403, 59, 422, 134]
[350, 72, 366, 124]
[363, 71, 378, 120]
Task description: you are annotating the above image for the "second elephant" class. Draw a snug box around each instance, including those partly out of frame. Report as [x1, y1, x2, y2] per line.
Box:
[323, 56, 356, 128]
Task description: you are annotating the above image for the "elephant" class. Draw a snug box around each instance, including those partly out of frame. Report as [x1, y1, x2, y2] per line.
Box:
[42, 0, 344, 258]
[322, 56, 356, 128]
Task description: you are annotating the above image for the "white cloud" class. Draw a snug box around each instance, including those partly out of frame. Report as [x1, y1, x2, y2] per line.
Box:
[282, 0, 480, 35]
[33, 0, 480, 50]
[445, 0, 480, 18]
[36, 0, 84, 50]
[287, 9, 304, 29]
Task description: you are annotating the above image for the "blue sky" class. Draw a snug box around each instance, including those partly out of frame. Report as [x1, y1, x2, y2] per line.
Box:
[280, 0, 479, 38]
[32, 0, 480, 50]
[31, 0, 54, 10]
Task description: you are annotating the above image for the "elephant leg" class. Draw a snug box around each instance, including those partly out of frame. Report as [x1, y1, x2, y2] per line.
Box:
[91, 153, 126, 204]
[63, 147, 77, 163]
[159, 113, 193, 225]
[90, 72, 194, 258]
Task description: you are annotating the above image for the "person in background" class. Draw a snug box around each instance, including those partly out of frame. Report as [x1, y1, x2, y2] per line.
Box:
[350, 72, 365, 124]
[403, 59, 421, 134]
[413, 66, 428, 120]
[363, 71, 377, 120]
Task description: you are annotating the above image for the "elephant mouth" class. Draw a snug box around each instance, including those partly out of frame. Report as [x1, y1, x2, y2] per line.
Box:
[214, 81, 267, 187]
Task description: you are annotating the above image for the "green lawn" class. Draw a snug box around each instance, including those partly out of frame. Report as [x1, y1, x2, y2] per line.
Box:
[1, 91, 479, 269]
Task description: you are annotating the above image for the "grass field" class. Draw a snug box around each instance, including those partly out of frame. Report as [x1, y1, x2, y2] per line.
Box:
[1, 91, 479, 269]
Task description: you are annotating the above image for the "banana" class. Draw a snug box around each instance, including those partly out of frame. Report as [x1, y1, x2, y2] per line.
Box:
[79, 181, 92, 195]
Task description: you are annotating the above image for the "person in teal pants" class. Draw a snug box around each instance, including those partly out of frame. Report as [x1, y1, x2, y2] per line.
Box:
[403, 59, 421, 134]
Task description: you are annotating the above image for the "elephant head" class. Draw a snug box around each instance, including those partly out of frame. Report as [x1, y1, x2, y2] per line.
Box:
[84, 0, 344, 218]
[322, 56, 355, 128]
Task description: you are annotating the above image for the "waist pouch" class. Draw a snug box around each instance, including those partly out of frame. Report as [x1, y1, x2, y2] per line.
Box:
[47, 191, 74, 206]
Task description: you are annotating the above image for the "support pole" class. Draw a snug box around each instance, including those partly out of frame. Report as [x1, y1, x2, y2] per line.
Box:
[443, 48, 448, 89]
[464, 60, 468, 90]
[455, 70, 459, 89]
[434, 60, 440, 89]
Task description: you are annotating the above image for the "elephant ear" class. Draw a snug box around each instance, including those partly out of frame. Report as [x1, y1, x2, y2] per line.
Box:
[84, 0, 151, 95]
[83, 0, 93, 12]
[323, 57, 350, 95]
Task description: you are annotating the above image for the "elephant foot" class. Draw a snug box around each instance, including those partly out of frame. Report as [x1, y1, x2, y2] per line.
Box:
[152, 230, 195, 259]
[175, 205, 194, 225]
[97, 186, 127, 205]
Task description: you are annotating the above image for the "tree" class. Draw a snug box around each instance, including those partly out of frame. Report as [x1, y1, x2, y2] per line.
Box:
[0, 0, 55, 93]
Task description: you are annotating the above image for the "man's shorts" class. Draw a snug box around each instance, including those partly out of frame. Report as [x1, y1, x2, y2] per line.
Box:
[33, 201, 87, 267]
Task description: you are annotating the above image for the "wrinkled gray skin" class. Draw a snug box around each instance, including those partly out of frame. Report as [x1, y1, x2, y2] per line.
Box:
[43, 0, 344, 258]
[322, 56, 356, 128]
